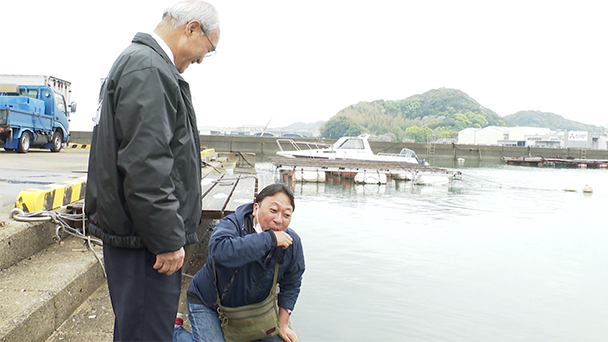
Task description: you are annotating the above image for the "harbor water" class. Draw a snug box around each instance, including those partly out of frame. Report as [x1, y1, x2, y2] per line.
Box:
[258, 162, 608, 341]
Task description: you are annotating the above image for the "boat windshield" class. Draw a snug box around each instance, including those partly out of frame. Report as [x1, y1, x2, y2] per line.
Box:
[336, 138, 365, 150]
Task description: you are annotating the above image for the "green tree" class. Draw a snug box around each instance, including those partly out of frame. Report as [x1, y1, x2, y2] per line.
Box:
[453, 113, 472, 130]
[404, 126, 434, 143]
[320, 116, 364, 139]
[436, 127, 457, 139]
[466, 111, 489, 128]
[390, 127, 403, 142]
[344, 124, 365, 137]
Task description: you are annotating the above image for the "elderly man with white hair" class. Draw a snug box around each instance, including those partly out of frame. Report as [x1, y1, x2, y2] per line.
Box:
[85, 1, 219, 340]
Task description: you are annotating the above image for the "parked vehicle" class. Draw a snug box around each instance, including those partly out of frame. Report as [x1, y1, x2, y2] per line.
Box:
[0, 75, 76, 153]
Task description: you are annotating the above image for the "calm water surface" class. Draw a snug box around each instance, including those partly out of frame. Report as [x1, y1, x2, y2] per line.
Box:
[259, 162, 608, 342]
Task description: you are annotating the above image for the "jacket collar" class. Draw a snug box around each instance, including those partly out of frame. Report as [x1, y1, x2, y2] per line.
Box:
[150, 31, 174, 66]
[132, 32, 180, 76]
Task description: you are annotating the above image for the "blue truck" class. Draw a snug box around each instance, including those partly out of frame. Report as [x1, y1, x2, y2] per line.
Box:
[0, 75, 76, 153]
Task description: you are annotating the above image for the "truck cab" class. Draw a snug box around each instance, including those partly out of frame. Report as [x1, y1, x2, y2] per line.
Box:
[0, 75, 76, 153]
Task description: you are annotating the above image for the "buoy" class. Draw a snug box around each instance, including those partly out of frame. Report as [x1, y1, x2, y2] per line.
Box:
[582, 185, 593, 193]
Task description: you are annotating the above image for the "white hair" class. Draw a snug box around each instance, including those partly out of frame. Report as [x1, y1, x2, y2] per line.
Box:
[162, 0, 219, 33]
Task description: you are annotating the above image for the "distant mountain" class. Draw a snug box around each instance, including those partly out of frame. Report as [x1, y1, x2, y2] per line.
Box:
[504, 111, 605, 133]
[282, 89, 605, 141]
[282, 121, 325, 131]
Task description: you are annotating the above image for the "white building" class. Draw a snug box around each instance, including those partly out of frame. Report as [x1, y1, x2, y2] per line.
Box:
[524, 132, 564, 148]
[498, 127, 551, 147]
[457, 128, 480, 144]
[565, 131, 608, 149]
[458, 126, 608, 149]
[509, 127, 551, 141]
[457, 126, 509, 145]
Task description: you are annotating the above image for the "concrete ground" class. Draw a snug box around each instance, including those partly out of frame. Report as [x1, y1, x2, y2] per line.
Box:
[45, 277, 194, 342]
[0, 146, 245, 341]
[1, 202, 197, 342]
[0, 148, 90, 209]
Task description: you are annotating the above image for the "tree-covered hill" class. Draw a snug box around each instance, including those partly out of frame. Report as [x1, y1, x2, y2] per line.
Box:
[320, 88, 508, 141]
[503, 111, 604, 133]
[319, 88, 604, 141]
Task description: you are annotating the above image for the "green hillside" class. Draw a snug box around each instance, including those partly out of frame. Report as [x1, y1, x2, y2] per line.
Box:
[319, 88, 604, 141]
[320, 88, 508, 141]
[504, 111, 604, 133]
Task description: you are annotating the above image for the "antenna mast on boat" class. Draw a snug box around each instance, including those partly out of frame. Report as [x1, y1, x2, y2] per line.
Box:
[260, 116, 273, 136]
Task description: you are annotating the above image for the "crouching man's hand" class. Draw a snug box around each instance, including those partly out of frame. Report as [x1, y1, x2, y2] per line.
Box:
[278, 307, 299, 342]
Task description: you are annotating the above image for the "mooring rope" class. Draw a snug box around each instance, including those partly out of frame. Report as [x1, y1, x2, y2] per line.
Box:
[10, 208, 106, 277]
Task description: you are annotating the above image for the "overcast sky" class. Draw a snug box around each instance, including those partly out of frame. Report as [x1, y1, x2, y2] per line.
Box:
[2, 0, 606, 131]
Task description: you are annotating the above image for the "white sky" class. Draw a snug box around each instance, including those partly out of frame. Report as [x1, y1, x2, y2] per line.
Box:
[2, 0, 606, 131]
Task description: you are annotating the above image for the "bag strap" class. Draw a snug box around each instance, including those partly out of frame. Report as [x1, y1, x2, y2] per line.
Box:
[272, 261, 279, 287]
[213, 260, 280, 306]
[212, 260, 238, 305]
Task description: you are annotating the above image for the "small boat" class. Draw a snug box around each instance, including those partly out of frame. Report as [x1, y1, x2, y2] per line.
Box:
[413, 171, 462, 186]
[414, 173, 450, 186]
[276, 134, 427, 165]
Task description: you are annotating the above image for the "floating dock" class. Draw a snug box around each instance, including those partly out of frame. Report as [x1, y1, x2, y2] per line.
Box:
[502, 156, 608, 168]
[200, 173, 273, 219]
[269, 157, 449, 172]
[201, 149, 256, 174]
[268, 157, 461, 185]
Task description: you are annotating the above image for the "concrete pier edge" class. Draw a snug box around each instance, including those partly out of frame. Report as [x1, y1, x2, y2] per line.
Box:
[68, 131, 608, 163]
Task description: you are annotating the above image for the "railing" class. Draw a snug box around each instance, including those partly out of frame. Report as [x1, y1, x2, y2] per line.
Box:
[376, 152, 415, 159]
[275, 138, 331, 152]
[376, 152, 426, 165]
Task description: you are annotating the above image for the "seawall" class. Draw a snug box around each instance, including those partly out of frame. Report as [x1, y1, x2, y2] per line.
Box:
[69, 131, 608, 163]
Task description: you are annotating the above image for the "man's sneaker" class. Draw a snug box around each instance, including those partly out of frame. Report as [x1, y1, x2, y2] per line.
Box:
[175, 312, 184, 327]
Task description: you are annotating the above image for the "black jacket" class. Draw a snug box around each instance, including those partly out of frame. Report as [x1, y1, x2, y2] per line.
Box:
[85, 32, 202, 254]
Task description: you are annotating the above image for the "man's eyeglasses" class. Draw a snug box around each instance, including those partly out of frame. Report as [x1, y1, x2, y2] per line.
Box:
[199, 24, 217, 58]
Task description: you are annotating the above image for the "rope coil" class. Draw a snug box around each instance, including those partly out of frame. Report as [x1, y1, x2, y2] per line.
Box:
[10, 207, 106, 277]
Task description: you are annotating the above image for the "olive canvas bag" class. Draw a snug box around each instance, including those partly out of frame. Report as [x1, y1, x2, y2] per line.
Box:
[212, 261, 281, 342]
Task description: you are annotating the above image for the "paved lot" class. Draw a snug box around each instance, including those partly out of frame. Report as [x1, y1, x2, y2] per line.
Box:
[0, 148, 89, 211]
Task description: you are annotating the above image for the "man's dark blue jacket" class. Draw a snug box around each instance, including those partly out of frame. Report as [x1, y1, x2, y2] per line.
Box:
[188, 203, 305, 311]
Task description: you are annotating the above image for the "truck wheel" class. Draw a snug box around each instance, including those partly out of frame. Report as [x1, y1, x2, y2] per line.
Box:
[16, 132, 31, 153]
[51, 131, 63, 152]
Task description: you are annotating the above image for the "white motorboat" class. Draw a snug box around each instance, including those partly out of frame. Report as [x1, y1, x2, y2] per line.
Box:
[413, 171, 462, 186]
[276, 134, 427, 165]
[413, 173, 450, 186]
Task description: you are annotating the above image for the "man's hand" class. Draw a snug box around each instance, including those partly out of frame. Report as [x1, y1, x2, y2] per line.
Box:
[275, 231, 293, 250]
[278, 307, 298, 342]
[279, 325, 299, 342]
[153, 247, 185, 275]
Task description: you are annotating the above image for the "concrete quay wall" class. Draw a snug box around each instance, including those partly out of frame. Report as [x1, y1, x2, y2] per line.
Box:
[69, 131, 608, 162]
